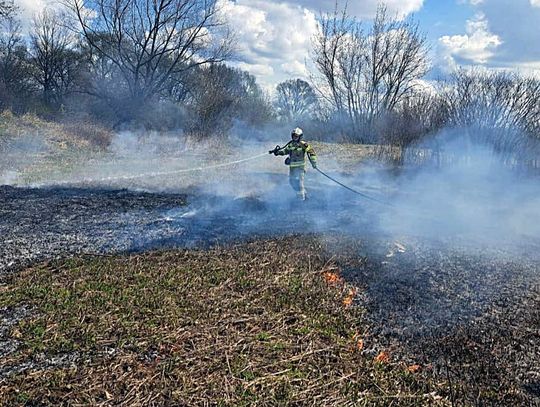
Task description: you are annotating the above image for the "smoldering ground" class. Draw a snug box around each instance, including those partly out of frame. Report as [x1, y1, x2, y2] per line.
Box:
[381, 131, 540, 242]
[2, 128, 540, 295]
[351, 130, 540, 332]
[2, 128, 540, 401]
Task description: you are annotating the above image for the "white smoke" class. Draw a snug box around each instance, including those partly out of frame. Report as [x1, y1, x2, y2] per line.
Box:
[372, 131, 540, 243]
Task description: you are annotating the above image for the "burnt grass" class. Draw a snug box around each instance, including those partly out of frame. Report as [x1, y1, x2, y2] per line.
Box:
[0, 185, 188, 275]
[0, 185, 540, 405]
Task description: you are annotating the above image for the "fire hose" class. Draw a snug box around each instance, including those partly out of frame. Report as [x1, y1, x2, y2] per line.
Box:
[45, 145, 392, 208]
[314, 167, 394, 207]
[45, 152, 268, 186]
[270, 143, 392, 207]
[111, 152, 269, 180]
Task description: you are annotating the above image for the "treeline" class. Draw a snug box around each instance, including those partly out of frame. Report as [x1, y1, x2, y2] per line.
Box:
[0, 0, 273, 136]
[307, 5, 540, 168]
[1, 1, 540, 168]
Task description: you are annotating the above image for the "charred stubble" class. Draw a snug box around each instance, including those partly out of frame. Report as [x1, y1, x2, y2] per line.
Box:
[0, 185, 539, 405]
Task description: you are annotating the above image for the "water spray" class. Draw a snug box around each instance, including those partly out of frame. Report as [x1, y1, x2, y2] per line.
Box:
[41, 152, 269, 187]
[41, 146, 393, 207]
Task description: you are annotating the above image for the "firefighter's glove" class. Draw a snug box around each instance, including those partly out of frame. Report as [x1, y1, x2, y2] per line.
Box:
[269, 145, 281, 155]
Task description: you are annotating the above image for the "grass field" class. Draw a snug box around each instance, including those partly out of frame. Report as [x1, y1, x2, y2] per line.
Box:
[3, 113, 538, 406]
[0, 237, 445, 406]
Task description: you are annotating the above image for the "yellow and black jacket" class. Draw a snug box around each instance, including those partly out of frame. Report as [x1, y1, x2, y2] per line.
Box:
[276, 141, 317, 169]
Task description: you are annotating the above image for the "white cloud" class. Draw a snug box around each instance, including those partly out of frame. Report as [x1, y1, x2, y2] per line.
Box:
[283, 0, 424, 19]
[235, 62, 274, 77]
[439, 13, 502, 66]
[218, 0, 426, 89]
[14, 0, 74, 32]
[218, 0, 425, 91]
[219, 0, 318, 91]
[14, 0, 49, 15]
[14, 0, 60, 20]
[281, 60, 308, 77]
[463, 0, 540, 69]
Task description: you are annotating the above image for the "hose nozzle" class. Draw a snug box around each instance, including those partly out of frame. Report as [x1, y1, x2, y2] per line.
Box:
[269, 145, 281, 155]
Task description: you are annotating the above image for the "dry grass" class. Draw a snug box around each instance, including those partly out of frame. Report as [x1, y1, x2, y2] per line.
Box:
[311, 141, 377, 172]
[0, 110, 114, 184]
[0, 236, 445, 406]
[0, 110, 113, 152]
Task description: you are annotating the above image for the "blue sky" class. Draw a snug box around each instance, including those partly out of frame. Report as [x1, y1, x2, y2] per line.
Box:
[14, 0, 540, 90]
[416, 0, 476, 39]
[217, 0, 540, 90]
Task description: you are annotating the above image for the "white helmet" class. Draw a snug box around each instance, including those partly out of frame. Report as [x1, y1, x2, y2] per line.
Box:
[291, 127, 303, 139]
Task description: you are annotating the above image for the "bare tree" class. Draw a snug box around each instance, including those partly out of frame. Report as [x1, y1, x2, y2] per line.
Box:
[0, 0, 15, 20]
[184, 64, 273, 136]
[0, 14, 33, 112]
[30, 9, 80, 110]
[65, 0, 232, 113]
[275, 79, 317, 122]
[311, 4, 429, 141]
[444, 70, 540, 133]
[374, 89, 449, 165]
[311, 5, 359, 119]
[441, 70, 540, 160]
[366, 7, 429, 123]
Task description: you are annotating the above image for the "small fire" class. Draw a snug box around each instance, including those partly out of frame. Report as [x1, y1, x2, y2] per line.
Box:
[342, 288, 358, 308]
[323, 269, 342, 285]
[407, 364, 421, 373]
[374, 351, 390, 364]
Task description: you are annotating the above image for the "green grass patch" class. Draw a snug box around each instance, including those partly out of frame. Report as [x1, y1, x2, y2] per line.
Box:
[0, 237, 443, 406]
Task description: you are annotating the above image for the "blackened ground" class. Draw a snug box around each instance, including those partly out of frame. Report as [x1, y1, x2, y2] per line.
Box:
[0, 185, 186, 276]
[0, 183, 373, 277]
[330, 236, 540, 405]
[1, 185, 539, 405]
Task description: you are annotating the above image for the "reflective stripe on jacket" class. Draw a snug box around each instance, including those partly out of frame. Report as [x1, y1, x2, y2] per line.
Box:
[276, 140, 317, 168]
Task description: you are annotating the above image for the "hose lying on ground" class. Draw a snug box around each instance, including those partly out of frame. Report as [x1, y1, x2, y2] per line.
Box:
[41, 149, 393, 209]
[314, 167, 394, 207]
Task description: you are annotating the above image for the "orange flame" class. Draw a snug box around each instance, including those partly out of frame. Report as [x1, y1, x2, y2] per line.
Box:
[342, 288, 358, 308]
[374, 351, 390, 364]
[407, 364, 421, 373]
[323, 271, 341, 285]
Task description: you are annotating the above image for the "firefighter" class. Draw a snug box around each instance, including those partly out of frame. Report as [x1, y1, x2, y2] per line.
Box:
[270, 127, 317, 200]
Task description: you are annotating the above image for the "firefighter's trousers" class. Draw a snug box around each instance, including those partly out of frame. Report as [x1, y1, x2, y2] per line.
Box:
[289, 167, 306, 200]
